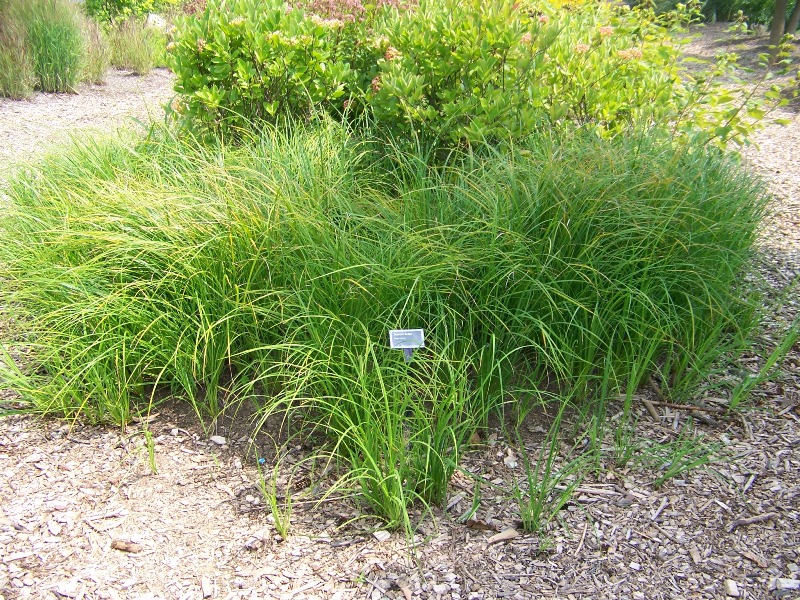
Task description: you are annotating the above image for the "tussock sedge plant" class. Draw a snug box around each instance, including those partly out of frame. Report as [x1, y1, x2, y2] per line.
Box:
[0, 120, 768, 526]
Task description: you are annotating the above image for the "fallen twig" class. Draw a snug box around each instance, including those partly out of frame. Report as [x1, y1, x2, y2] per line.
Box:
[727, 512, 779, 532]
[649, 401, 725, 414]
[641, 398, 660, 420]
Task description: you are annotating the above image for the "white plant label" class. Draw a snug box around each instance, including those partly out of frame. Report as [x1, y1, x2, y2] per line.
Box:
[389, 329, 425, 362]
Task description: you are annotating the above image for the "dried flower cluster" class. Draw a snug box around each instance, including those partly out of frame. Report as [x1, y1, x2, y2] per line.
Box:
[311, 14, 345, 27]
[618, 47, 643, 60]
[384, 46, 401, 60]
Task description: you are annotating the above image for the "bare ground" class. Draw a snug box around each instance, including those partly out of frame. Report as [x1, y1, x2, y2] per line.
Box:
[1, 32, 799, 600]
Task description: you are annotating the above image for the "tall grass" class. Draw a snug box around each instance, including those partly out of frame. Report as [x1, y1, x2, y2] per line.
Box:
[81, 17, 109, 84]
[0, 4, 36, 98]
[0, 122, 767, 525]
[16, 0, 84, 92]
[108, 17, 165, 75]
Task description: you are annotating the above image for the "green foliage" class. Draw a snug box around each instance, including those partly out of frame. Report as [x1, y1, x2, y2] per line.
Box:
[368, 0, 547, 146]
[513, 406, 586, 534]
[109, 17, 165, 74]
[0, 0, 114, 96]
[370, 0, 763, 149]
[0, 122, 767, 525]
[84, 0, 180, 24]
[256, 453, 292, 538]
[636, 421, 719, 488]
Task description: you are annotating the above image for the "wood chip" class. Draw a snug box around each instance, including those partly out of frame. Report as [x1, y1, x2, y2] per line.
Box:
[641, 397, 660, 420]
[486, 528, 519, 545]
[201, 576, 213, 598]
[398, 583, 413, 600]
[110, 540, 142, 553]
[769, 578, 800, 592]
[373, 530, 391, 542]
[465, 519, 496, 531]
[740, 549, 769, 568]
[724, 579, 740, 597]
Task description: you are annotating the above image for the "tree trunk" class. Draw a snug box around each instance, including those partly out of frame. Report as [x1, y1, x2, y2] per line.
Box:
[786, 0, 800, 35]
[769, 0, 789, 62]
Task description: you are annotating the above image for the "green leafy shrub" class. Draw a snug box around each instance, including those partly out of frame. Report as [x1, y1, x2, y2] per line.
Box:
[369, 0, 765, 148]
[0, 123, 766, 524]
[109, 17, 165, 74]
[167, 0, 773, 150]
[84, 0, 181, 24]
[167, 0, 379, 138]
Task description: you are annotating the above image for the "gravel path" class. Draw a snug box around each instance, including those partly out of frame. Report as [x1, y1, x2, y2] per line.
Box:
[0, 33, 799, 600]
[0, 69, 174, 180]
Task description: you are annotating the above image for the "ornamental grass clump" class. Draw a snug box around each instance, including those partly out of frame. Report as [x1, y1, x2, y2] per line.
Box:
[16, 0, 85, 92]
[0, 122, 767, 525]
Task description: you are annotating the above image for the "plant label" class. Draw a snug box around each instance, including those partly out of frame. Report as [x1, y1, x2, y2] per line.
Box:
[389, 329, 425, 362]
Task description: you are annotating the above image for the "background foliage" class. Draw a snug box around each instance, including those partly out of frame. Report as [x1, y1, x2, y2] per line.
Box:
[167, 0, 773, 150]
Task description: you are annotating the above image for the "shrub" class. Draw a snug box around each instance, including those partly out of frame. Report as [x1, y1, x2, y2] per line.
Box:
[167, 0, 376, 138]
[368, 0, 758, 148]
[167, 0, 772, 150]
[0, 123, 766, 524]
[84, 0, 181, 24]
[108, 17, 165, 74]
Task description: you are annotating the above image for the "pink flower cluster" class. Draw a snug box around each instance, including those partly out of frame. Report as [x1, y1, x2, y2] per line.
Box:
[599, 26, 613, 37]
[384, 46, 401, 60]
[371, 75, 381, 92]
[575, 43, 590, 54]
[520, 32, 532, 44]
[538, 14, 549, 24]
